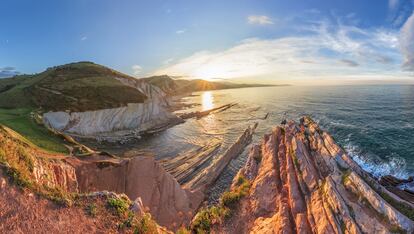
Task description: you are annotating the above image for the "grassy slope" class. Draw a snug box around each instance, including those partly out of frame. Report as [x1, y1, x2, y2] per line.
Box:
[0, 61, 150, 152]
[0, 109, 67, 153]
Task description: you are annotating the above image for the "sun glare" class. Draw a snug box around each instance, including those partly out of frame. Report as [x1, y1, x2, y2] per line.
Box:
[201, 91, 214, 111]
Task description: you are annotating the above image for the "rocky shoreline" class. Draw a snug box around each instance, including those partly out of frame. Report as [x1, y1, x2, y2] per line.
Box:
[204, 116, 414, 233]
[2, 116, 414, 233]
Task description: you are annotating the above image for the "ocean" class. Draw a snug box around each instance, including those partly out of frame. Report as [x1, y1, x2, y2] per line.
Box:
[99, 85, 414, 200]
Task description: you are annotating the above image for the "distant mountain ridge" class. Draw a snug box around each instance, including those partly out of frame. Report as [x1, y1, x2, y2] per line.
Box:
[141, 75, 279, 95]
[0, 62, 278, 112]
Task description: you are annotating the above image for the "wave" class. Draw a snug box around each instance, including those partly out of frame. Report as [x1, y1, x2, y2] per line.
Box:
[329, 121, 357, 129]
[344, 142, 410, 179]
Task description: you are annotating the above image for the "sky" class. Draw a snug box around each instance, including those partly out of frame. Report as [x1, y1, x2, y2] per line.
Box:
[1, 0, 414, 84]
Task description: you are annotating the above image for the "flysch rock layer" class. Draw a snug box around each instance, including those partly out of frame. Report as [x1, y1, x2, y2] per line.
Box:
[43, 102, 182, 137]
[214, 117, 414, 234]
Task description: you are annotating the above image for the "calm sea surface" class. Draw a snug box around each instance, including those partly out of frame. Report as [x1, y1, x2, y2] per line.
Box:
[100, 85, 414, 200]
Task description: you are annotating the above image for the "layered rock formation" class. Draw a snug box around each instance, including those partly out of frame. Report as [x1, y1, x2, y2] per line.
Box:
[43, 102, 182, 140]
[114, 76, 169, 105]
[212, 117, 414, 233]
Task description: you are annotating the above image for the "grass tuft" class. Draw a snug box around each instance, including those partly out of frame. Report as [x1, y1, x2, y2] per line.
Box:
[191, 174, 251, 233]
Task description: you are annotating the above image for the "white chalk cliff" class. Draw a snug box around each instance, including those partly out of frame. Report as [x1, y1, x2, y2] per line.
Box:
[43, 77, 182, 138]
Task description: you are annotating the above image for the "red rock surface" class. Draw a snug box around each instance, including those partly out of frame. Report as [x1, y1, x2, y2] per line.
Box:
[214, 117, 414, 233]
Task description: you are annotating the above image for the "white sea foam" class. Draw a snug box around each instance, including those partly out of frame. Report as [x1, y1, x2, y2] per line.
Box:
[344, 142, 410, 179]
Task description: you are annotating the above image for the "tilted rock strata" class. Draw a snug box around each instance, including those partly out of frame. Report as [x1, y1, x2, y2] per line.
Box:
[214, 117, 414, 233]
[114, 76, 170, 105]
[43, 102, 182, 138]
[184, 123, 258, 192]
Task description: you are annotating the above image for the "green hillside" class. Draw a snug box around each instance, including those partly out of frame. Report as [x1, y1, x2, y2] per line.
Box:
[0, 62, 147, 112]
[0, 61, 150, 153]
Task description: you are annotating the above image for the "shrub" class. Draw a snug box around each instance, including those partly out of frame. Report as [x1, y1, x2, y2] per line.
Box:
[133, 213, 158, 234]
[17, 146, 34, 172]
[221, 174, 250, 208]
[389, 225, 407, 234]
[5, 166, 32, 188]
[86, 203, 97, 217]
[341, 170, 351, 185]
[107, 197, 130, 216]
[191, 206, 230, 233]
[191, 174, 251, 233]
[176, 226, 191, 234]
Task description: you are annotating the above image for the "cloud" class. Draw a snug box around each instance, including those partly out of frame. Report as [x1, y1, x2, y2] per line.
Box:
[154, 19, 402, 80]
[0, 66, 20, 78]
[176, 29, 186, 34]
[400, 11, 414, 71]
[81, 36, 88, 41]
[387, 0, 414, 26]
[389, 0, 399, 10]
[247, 15, 274, 25]
[340, 59, 359, 67]
[132, 65, 143, 75]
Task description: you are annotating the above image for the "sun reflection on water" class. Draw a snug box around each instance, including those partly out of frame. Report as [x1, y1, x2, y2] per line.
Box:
[202, 91, 214, 111]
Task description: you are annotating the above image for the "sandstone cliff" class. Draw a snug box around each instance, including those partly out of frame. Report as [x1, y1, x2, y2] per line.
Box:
[67, 154, 203, 230]
[199, 117, 414, 234]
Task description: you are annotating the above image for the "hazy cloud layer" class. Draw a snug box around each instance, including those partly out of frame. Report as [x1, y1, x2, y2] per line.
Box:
[154, 18, 402, 80]
[247, 15, 274, 25]
[400, 11, 414, 71]
[340, 59, 359, 67]
[0, 66, 20, 78]
[132, 65, 143, 75]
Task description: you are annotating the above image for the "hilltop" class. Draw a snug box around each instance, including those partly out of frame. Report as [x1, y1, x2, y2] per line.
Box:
[0, 62, 148, 112]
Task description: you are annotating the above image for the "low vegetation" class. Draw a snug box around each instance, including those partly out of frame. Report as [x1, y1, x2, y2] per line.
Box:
[0, 108, 67, 153]
[341, 170, 352, 185]
[0, 126, 73, 205]
[191, 174, 251, 233]
[221, 175, 251, 208]
[105, 195, 160, 233]
[107, 196, 131, 216]
[378, 190, 414, 221]
[85, 203, 98, 217]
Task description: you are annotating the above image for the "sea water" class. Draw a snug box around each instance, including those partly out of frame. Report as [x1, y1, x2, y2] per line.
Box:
[100, 85, 414, 200]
